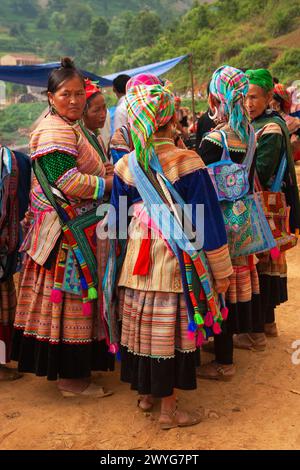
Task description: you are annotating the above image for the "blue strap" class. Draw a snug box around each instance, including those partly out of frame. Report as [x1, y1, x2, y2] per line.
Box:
[128, 151, 204, 256]
[271, 154, 287, 192]
[215, 125, 256, 174]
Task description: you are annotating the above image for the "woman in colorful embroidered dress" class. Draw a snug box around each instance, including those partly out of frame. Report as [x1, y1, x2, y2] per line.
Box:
[12, 58, 114, 397]
[77, 78, 114, 180]
[196, 65, 265, 380]
[242, 68, 300, 339]
[0, 147, 31, 380]
[108, 75, 233, 429]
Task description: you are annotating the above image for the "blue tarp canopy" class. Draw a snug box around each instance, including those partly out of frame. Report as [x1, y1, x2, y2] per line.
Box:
[0, 62, 112, 88]
[0, 55, 189, 88]
[103, 54, 189, 81]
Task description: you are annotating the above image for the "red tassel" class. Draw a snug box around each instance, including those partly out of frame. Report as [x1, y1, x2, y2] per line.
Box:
[197, 331, 205, 347]
[187, 331, 195, 341]
[213, 322, 222, 335]
[221, 307, 229, 320]
[204, 311, 214, 327]
[109, 343, 119, 354]
[82, 302, 92, 316]
[270, 247, 281, 260]
[50, 289, 63, 304]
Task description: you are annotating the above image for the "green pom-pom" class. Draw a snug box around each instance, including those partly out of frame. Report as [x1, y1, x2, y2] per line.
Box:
[194, 313, 204, 326]
[88, 286, 98, 300]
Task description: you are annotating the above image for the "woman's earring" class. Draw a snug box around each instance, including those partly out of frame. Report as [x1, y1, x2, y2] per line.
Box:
[208, 106, 218, 120]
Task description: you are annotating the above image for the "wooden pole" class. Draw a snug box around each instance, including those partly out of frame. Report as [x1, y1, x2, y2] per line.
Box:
[189, 53, 196, 122]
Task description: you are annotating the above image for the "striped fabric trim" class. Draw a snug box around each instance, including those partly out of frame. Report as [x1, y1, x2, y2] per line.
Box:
[31, 145, 78, 160]
[205, 244, 233, 280]
[204, 128, 248, 153]
[115, 145, 205, 186]
[259, 122, 283, 136]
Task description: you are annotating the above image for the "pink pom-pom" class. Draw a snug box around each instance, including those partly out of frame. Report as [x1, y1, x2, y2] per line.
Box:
[213, 322, 222, 335]
[221, 307, 229, 320]
[109, 343, 119, 354]
[204, 311, 213, 327]
[187, 331, 195, 341]
[270, 247, 281, 260]
[50, 289, 63, 304]
[82, 302, 92, 316]
[197, 331, 205, 347]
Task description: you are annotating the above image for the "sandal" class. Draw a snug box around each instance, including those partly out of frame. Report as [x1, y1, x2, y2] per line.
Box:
[197, 361, 236, 381]
[0, 366, 23, 382]
[137, 395, 154, 411]
[60, 383, 113, 398]
[159, 405, 202, 430]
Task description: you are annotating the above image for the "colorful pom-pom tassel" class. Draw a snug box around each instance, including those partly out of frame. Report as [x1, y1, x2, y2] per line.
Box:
[187, 331, 195, 341]
[194, 313, 204, 326]
[109, 343, 119, 354]
[188, 321, 198, 332]
[213, 322, 222, 335]
[197, 330, 205, 347]
[82, 302, 92, 316]
[270, 246, 281, 260]
[221, 307, 229, 320]
[88, 286, 98, 300]
[50, 288, 63, 304]
[204, 311, 213, 327]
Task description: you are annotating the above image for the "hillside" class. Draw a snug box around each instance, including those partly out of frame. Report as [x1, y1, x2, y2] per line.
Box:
[0, 0, 299, 148]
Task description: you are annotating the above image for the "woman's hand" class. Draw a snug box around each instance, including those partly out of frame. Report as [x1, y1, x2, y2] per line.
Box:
[215, 277, 230, 294]
[104, 162, 114, 176]
[104, 175, 113, 193]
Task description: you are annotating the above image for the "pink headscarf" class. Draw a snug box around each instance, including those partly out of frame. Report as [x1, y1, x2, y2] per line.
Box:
[126, 73, 162, 92]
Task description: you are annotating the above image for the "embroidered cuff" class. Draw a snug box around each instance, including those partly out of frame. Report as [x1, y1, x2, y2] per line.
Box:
[205, 244, 233, 280]
[94, 177, 106, 199]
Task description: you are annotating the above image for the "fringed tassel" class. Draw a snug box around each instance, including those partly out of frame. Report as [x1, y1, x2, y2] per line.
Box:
[82, 301, 92, 316]
[88, 286, 98, 300]
[270, 246, 281, 260]
[194, 313, 204, 326]
[50, 289, 63, 304]
[109, 343, 119, 354]
[51, 244, 67, 304]
[221, 307, 229, 320]
[213, 321, 222, 335]
[197, 330, 205, 348]
[204, 311, 213, 327]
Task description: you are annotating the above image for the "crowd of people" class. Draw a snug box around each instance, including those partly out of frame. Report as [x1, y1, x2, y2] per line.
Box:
[0, 57, 299, 431]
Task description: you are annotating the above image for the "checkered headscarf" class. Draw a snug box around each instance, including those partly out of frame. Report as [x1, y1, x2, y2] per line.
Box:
[125, 80, 175, 169]
[210, 65, 250, 143]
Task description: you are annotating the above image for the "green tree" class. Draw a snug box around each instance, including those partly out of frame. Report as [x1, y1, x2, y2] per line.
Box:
[66, 4, 92, 30]
[50, 12, 66, 30]
[128, 10, 161, 48]
[88, 16, 110, 68]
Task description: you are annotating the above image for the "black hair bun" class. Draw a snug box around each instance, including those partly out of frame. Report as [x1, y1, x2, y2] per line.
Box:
[60, 57, 75, 69]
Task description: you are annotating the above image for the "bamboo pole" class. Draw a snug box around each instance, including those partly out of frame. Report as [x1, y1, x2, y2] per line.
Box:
[189, 53, 196, 122]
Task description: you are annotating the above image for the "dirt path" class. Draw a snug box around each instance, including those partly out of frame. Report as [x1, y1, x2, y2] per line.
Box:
[1, 248, 300, 451]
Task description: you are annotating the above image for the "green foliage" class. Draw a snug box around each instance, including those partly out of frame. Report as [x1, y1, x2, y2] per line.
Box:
[0, 102, 46, 144]
[271, 49, 300, 83]
[127, 10, 161, 48]
[266, 7, 296, 38]
[231, 44, 275, 70]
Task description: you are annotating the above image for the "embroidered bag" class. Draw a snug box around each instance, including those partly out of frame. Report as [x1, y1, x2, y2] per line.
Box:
[207, 128, 276, 257]
[255, 155, 298, 253]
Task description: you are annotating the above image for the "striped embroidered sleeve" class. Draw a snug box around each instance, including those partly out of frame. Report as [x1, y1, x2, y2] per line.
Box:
[205, 245, 233, 280]
[38, 151, 105, 200]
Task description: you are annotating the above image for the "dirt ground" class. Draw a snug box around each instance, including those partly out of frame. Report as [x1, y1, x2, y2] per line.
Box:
[1, 247, 300, 451]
